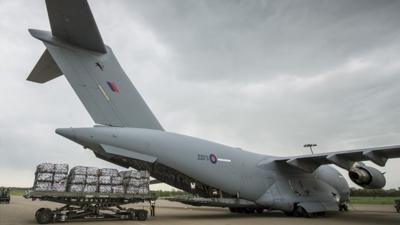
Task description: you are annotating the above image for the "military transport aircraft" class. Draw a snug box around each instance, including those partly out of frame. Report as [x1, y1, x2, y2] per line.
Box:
[27, 0, 400, 217]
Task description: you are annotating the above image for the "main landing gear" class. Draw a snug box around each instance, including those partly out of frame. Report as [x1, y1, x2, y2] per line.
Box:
[284, 206, 326, 218]
[339, 203, 349, 212]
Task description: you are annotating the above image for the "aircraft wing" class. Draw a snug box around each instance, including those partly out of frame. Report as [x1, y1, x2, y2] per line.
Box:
[258, 145, 400, 172]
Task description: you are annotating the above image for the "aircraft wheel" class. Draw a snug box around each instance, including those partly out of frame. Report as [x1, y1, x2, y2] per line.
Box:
[339, 203, 348, 211]
[237, 208, 245, 213]
[35, 208, 45, 219]
[136, 210, 148, 221]
[255, 208, 264, 214]
[36, 208, 53, 224]
[283, 211, 294, 216]
[229, 207, 238, 213]
[126, 208, 135, 220]
[294, 206, 309, 218]
[244, 208, 255, 214]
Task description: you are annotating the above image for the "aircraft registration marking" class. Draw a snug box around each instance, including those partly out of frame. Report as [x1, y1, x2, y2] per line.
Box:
[197, 154, 231, 163]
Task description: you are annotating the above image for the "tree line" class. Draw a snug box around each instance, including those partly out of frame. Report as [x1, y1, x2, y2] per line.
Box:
[350, 187, 400, 197]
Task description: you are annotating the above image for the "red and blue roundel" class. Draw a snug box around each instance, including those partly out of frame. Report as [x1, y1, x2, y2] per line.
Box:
[209, 154, 218, 164]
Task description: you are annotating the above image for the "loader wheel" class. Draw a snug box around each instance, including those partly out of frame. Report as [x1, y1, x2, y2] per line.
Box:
[126, 208, 135, 220]
[36, 208, 53, 224]
[255, 208, 264, 214]
[283, 211, 294, 216]
[35, 208, 44, 219]
[294, 206, 309, 218]
[229, 207, 238, 213]
[244, 208, 255, 214]
[339, 203, 348, 212]
[136, 210, 148, 221]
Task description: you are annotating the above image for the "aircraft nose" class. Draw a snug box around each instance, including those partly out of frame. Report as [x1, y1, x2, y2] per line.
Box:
[55, 128, 76, 140]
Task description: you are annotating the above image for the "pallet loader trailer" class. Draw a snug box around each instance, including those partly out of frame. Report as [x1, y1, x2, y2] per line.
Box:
[24, 191, 157, 224]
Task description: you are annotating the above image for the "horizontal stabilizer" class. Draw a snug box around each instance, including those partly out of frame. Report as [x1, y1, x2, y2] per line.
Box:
[259, 145, 400, 172]
[45, 0, 107, 53]
[27, 49, 62, 83]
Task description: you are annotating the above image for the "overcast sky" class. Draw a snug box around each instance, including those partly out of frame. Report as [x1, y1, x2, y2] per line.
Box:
[1, 0, 400, 190]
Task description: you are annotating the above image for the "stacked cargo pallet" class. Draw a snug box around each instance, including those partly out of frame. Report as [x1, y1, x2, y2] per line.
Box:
[121, 170, 150, 194]
[68, 166, 99, 193]
[33, 163, 150, 194]
[34, 163, 68, 192]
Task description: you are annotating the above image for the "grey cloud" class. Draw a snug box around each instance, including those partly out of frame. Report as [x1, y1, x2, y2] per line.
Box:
[118, 0, 400, 81]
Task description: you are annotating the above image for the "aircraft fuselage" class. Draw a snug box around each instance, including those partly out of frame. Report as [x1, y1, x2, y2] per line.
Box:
[56, 127, 349, 212]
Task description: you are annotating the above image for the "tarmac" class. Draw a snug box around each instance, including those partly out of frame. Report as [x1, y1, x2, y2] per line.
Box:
[1, 196, 399, 225]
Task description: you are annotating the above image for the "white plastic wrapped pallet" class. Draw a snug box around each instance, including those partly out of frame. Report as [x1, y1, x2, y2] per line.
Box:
[120, 170, 140, 179]
[99, 176, 111, 184]
[70, 166, 87, 175]
[54, 164, 69, 174]
[33, 163, 150, 194]
[83, 185, 97, 193]
[99, 185, 112, 193]
[100, 168, 118, 176]
[36, 173, 53, 182]
[86, 175, 98, 184]
[53, 174, 67, 183]
[52, 173, 68, 192]
[86, 167, 99, 176]
[69, 174, 86, 184]
[124, 178, 140, 187]
[111, 176, 122, 185]
[139, 180, 150, 188]
[34, 182, 52, 191]
[140, 170, 150, 179]
[126, 186, 139, 194]
[36, 163, 55, 173]
[112, 185, 124, 194]
[52, 183, 67, 192]
[69, 184, 84, 192]
[138, 187, 149, 194]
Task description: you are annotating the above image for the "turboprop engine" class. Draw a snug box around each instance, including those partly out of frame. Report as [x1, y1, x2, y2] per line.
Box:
[348, 165, 386, 189]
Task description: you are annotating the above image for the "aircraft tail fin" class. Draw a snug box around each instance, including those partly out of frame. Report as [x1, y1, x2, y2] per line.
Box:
[45, 0, 107, 53]
[27, 0, 163, 130]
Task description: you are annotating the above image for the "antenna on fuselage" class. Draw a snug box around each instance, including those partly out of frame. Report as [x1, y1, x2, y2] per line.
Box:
[304, 144, 317, 154]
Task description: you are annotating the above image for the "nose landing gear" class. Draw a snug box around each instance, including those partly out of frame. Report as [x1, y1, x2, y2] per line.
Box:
[339, 203, 349, 212]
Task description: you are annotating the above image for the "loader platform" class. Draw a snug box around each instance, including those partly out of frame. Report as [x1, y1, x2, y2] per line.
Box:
[24, 190, 157, 224]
